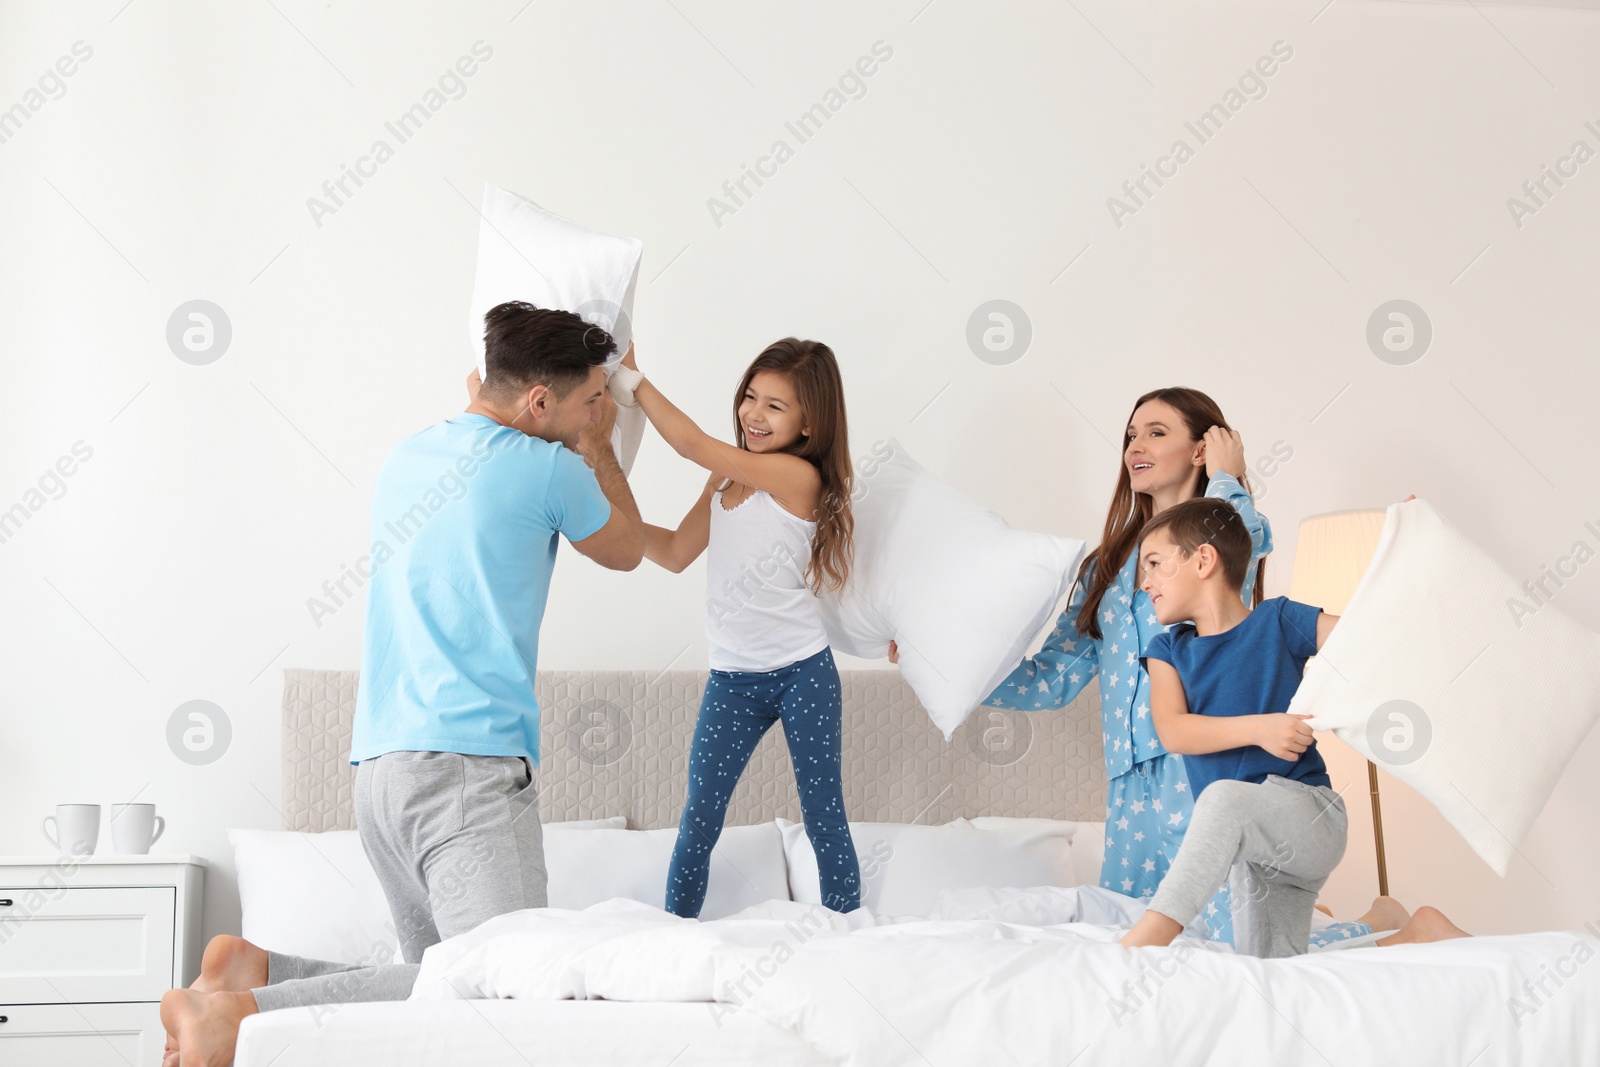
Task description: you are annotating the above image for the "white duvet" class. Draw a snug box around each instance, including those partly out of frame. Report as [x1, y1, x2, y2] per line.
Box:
[411, 888, 1599, 1065]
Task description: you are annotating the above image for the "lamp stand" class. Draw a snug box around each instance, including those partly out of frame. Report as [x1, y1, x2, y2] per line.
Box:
[1368, 759, 1389, 897]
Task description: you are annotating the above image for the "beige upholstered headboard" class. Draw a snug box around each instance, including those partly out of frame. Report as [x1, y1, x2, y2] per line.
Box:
[281, 668, 1105, 832]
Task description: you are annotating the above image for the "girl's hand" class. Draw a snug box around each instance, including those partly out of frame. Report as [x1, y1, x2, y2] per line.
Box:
[888, 640, 899, 665]
[1254, 713, 1315, 762]
[1200, 426, 1246, 480]
[466, 367, 483, 402]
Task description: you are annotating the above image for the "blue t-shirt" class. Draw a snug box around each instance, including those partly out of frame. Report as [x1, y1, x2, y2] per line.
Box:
[1141, 597, 1330, 798]
[349, 413, 611, 764]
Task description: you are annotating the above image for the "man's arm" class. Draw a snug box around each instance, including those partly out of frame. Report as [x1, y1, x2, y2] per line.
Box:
[1147, 658, 1312, 761]
[569, 396, 644, 571]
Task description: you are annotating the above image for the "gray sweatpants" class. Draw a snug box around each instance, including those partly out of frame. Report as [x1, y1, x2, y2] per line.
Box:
[253, 750, 548, 1011]
[1146, 774, 1348, 959]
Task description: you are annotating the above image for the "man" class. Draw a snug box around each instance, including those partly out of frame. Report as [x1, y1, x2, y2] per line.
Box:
[162, 302, 643, 1066]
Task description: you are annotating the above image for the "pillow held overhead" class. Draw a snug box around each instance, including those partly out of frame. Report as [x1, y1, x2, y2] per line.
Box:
[817, 439, 1086, 739]
[467, 183, 641, 377]
[466, 183, 644, 470]
[1290, 498, 1600, 876]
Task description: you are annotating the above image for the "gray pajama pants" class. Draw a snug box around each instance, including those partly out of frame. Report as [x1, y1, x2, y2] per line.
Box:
[1146, 774, 1348, 958]
[253, 749, 548, 1011]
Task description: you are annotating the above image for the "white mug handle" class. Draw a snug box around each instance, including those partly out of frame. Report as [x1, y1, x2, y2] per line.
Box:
[42, 815, 58, 847]
[149, 815, 166, 847]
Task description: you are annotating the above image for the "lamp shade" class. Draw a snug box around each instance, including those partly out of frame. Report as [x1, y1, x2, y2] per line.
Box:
[1288, 509, 1386, 614]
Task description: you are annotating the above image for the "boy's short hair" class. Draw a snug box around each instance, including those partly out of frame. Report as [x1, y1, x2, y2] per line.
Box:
[482, 301, 615, 399]
[1138, 498, 1252, 593]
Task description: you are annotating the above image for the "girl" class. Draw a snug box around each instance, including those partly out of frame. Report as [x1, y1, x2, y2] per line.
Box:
[606, 339, 861, 917]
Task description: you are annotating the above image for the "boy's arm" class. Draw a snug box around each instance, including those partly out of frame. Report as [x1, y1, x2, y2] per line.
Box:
[1148, 659, 1314, 760]
[1314, 612, 1339, 653]
[1147, 659, 1262, 754]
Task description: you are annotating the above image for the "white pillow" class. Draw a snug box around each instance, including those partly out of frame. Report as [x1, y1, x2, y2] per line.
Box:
[465, 184, 645, 473]
[229, 817, 627, 964]
[817, 440, 1086, 738]
[1290, 498, 1600, 875]
[1062, 818, 1107, 888]
[467, 183, 641, 377]
[777, 816, 1079, 918]
[230, 828, 394, 965]
[544, 822, 790, 920]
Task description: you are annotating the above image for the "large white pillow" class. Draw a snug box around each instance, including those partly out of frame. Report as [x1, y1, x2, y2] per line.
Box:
[1290, 498, 1600, 875]
[818, 440, 1086, 738]
[467, 183, 641, 377]
[545, 822, 790, 920]
[465, 184, 645, 472]
[229, 817, 626, 964]
[777, 816, 1080, 918]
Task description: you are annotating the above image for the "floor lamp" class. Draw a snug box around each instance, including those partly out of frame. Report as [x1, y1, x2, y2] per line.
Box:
[1288, 509, 1390, 896]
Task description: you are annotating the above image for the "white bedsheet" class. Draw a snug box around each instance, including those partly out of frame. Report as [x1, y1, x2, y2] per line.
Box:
[410, 889, 1600, 1066]
[234, 999, 828, 1067]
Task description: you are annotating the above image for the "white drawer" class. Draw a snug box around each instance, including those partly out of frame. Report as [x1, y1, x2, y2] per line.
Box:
[0, 887, 175, 1003]
[0, 1002, 164, 1067]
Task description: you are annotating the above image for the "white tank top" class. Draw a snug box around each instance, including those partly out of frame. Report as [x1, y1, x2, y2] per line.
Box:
[705, 483, 831, 673]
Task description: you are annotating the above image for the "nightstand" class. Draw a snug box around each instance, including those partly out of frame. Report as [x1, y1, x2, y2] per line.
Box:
[0, 855, 206, 1067]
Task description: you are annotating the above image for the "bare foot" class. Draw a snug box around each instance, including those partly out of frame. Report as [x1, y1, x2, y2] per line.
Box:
[1376, 905, 1471, 947]
[193, 935, 270, 994]
[160, 988, 257, 1067]
[166, 936, 270, 1057]
[1355, 895, 1411, 933]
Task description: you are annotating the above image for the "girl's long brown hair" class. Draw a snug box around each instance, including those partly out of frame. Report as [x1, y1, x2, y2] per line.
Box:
[731, 339, 854, 595]
[1073, 387, 1266, 640]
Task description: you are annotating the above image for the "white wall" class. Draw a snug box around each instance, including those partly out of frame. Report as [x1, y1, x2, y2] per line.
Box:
[1, 0, 1596, 940]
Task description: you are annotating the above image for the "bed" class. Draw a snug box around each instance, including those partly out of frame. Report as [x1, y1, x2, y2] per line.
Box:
[229, 668, 1600, 1066]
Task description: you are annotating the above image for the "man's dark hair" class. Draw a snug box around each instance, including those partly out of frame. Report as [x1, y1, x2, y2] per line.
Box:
[1137, 497, 1252, 593]
[482, 301, 615, 400]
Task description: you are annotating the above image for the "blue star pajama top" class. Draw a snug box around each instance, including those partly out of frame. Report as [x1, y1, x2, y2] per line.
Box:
[985, 473, 1279, 943]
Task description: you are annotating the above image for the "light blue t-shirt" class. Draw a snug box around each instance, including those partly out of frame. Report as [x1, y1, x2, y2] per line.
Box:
[349, 413, 611, 764]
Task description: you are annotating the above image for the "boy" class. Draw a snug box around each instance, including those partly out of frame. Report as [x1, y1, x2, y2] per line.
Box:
[1118, 497, 1346, 958]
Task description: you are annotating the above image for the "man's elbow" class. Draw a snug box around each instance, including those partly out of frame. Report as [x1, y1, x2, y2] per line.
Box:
[625, 528, 647, 570]
[610, 532, 646, 572]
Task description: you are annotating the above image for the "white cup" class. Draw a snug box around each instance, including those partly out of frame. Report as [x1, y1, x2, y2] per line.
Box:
[110, 803, 166, 856]
[42, 804, 100, 857]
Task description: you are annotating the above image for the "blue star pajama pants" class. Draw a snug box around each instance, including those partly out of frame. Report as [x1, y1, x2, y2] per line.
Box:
[667, 646, 861, 917]
[1104, 754, 1370, 948]
[1102, 753, 1236, 941]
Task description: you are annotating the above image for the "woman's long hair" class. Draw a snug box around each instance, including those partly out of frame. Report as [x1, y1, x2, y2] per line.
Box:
[1073, 387, 1266, 640]
[731, 339, 853, 595]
